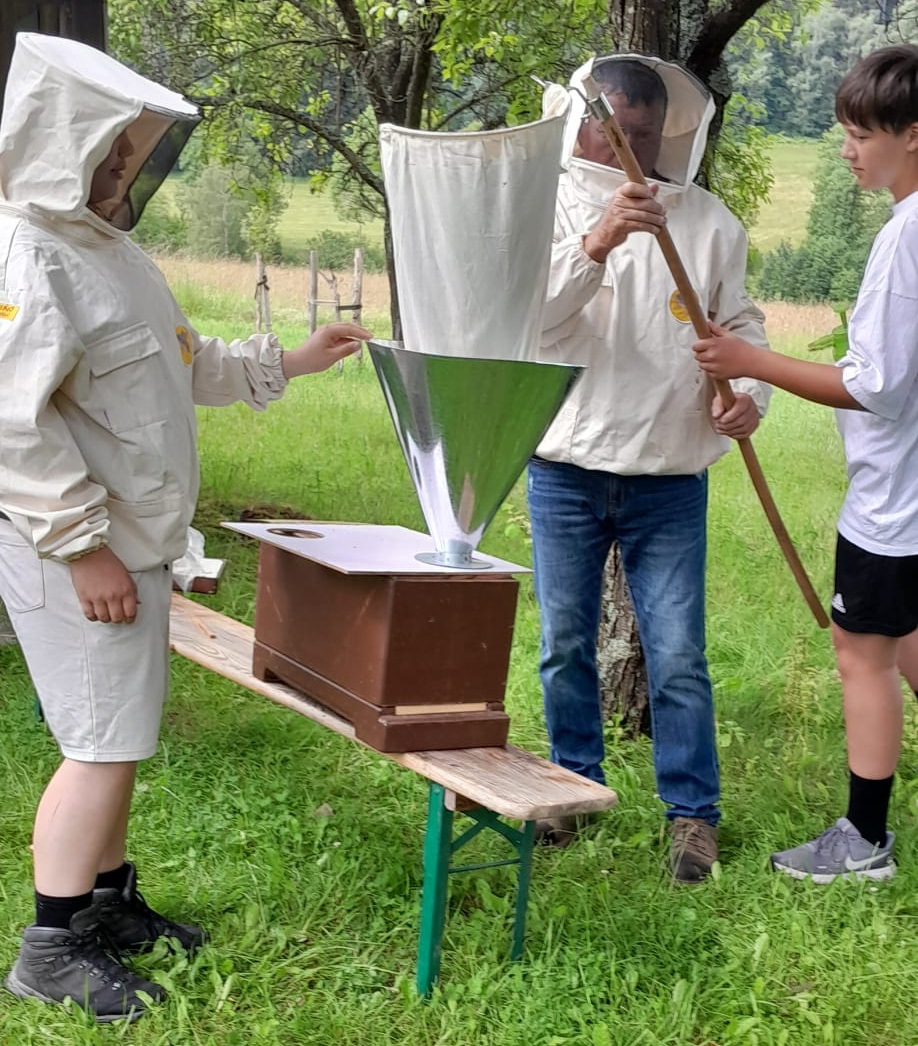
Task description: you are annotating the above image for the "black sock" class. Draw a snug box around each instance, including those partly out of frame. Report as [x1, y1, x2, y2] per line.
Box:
[845, 771, 894, 847]
[94, 862, 130, 893]
[35, 890, 94, 930]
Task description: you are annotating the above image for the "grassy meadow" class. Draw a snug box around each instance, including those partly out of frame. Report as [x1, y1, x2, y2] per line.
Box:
[6, 138, 918, 1046]
[156, 136, 819, 268]
[286, 136, 822, 257]
[749, 139, 821, 253]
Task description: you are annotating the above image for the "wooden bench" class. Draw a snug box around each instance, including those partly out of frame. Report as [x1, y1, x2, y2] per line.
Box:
[169, 593, 618, 995]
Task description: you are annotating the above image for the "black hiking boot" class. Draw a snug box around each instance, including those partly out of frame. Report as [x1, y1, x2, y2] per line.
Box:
[4, 909, 164, 1023]
[533, 812, 599, 849]
[92, 862, 207, 956]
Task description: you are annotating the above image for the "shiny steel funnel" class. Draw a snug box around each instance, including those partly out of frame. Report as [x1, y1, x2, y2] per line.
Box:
[370, 340, 582, 569]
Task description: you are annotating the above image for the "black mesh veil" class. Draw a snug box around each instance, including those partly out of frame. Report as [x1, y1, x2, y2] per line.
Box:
[96, 107, 201, 231]
[120, 111, 200, 230]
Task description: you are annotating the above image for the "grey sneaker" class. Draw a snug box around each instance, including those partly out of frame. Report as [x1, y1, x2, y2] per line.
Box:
[92, 862, 207, 955]
[670, 817, 718, 883]
[4, 910, 164, 1023]
[771, 817, 895, 883]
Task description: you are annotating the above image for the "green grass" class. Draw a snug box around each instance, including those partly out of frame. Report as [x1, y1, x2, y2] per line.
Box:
[274, 142, 815, 260]
[158, 137, 813, 268]
[4, 300, 917, 1045]
[279, 182, 384, 257]
[151, 176, 385, 260]
[272, 139, 815, 262]
[273, 139, 819, 261]
[749, 138, 821, 253]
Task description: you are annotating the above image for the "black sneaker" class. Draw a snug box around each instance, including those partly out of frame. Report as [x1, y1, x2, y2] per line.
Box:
[4, 909, 164, 1023]
[92, 863, 207, 956]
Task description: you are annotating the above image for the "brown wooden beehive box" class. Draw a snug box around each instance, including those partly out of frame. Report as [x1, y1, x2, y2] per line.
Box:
[229, 523, 525, 752]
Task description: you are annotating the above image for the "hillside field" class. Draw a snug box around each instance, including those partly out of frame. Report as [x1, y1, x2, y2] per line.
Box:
[272, 136, 820, 262]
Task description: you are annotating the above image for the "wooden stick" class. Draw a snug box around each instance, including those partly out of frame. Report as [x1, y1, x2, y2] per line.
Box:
[581, 75, 829, 628]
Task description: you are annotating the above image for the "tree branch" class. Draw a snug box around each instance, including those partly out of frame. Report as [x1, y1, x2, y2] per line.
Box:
[405, 16, 444, 127]
[283, 0, 340, 38]
[433, 71, 528, 130]
[239, 99, 385, 196]
[180, 38, 355, 88]
[686, 0, 774, 80]
[333, 0, 388, 109]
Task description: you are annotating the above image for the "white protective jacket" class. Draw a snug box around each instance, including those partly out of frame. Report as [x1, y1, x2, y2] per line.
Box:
[536, 55, 770, 475]
[0, 34, 288, 570]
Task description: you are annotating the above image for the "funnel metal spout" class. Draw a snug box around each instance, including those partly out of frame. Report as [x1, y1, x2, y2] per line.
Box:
[370, 340, 582, 569]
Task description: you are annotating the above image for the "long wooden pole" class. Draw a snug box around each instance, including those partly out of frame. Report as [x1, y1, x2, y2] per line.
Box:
[581, 75, 829, 628]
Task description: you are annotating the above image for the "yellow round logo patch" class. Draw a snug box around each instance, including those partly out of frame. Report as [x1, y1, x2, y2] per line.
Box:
[176, 325, 193, 365]
[669, 290, 691, 324]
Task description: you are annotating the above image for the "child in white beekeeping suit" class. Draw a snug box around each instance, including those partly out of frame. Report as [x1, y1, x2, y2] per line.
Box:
[0, 32, 370, 1022]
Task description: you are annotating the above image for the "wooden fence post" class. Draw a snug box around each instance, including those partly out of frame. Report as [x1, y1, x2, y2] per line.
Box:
[352, 248, 364, 363]
[352, 248, 364, 330]
[305, 247, 366, 370]
[254, 253, 272, 333]
[308, 251, 318, 335]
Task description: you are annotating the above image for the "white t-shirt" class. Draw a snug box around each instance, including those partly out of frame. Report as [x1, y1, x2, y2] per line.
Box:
[836, 189, 918, 556]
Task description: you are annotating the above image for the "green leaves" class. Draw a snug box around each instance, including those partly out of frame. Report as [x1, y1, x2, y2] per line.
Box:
[808, 307, 849, 362]
[758, 127, 891, 303]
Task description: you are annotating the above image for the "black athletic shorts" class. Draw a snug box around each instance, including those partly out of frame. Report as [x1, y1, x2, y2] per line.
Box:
[831, 532, 918, 637]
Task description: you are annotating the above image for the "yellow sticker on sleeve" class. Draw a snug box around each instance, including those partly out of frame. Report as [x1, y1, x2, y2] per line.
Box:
[176, 325, 193, 365]
[0, 303, 20, 322]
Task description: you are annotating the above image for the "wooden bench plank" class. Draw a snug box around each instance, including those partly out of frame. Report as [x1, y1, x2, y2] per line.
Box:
[169, 594, 617, 821]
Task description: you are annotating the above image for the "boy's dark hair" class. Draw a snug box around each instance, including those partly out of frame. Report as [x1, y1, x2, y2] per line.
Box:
[593, 59, 667, 114]
[836, 45, 918, 132]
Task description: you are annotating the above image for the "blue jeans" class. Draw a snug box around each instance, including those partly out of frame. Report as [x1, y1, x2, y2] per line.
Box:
[527, 459, 720, 825]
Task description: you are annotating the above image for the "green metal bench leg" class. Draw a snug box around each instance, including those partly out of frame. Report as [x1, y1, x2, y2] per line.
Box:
[417, 783, 453, 997]
[415, 786, 540, 995]
[510, 820, 535, 960]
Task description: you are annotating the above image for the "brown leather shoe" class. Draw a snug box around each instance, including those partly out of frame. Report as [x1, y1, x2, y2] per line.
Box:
[533, 813, 597, 849]
[670, 817, 718, 883]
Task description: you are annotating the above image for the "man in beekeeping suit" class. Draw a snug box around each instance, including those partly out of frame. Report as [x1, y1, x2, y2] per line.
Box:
[529, 55, 771, 882]
[0, 33, 369, 1020]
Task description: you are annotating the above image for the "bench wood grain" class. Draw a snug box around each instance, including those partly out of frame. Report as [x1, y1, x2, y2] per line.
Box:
[169, 593, 618, 821]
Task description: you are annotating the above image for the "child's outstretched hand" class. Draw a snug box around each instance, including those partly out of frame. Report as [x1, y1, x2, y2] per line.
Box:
[282, 322, 373, 378]
[693, 323, 760, 381]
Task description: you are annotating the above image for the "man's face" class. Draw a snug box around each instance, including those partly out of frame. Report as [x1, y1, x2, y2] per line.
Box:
[577, 91, 665, 177]
[89, 130, 134, 205]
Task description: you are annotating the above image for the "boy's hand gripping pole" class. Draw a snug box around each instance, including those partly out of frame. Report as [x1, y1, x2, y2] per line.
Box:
[581, 75, 830, 628]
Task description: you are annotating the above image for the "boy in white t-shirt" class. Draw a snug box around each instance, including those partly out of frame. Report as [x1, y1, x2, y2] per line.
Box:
[692, 44, 918, 882]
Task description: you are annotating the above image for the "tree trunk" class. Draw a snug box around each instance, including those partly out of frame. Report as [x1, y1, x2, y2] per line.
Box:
[596, 0, 753, 738]
[0, 600, 16, 647]
[597, 545, 650, 736]
[383, 209, 401, 341]
[596, 6, 677, 739]
[607, 0, 677, 57]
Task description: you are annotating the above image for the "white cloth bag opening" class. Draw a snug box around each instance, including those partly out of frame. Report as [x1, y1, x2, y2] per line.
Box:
[379, 111, 568, 362]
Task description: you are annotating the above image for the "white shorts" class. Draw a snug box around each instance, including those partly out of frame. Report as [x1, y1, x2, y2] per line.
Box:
[0, 521, 171, 762]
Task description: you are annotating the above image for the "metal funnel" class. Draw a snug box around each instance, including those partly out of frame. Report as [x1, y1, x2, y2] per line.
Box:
[370, 340, 582, 569]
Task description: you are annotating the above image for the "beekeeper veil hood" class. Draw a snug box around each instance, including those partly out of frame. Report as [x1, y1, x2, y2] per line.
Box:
[546, 53, 714, 189]
[0, 32, 200, 230]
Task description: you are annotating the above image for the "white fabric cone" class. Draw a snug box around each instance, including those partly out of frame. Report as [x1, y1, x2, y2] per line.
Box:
[379, 111, 568, 362]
